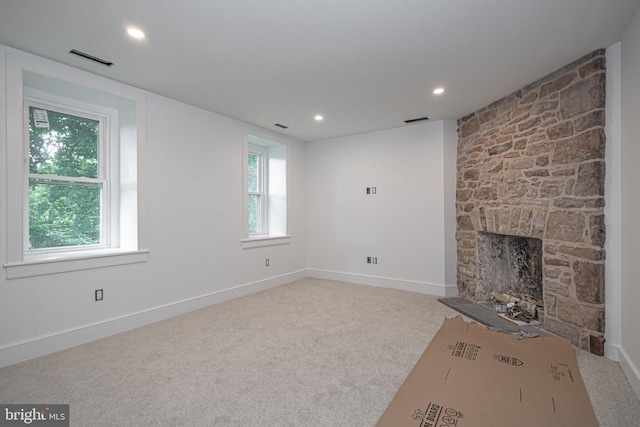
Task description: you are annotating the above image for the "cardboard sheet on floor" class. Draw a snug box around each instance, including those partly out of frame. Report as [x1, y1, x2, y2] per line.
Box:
[376, 316, 598, 427]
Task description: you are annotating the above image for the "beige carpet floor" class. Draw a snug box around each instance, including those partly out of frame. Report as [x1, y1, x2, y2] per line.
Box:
[1, 278, 638, 426]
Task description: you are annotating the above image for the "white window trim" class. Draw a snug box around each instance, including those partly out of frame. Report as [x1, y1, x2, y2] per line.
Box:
[3, 52, 149, 279]
[240, 235, 291, 248]
[241, 133, 290, 249]
[4, 250, 150, 279]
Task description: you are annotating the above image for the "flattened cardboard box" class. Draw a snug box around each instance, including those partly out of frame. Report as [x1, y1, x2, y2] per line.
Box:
[376, 316, 598, 427]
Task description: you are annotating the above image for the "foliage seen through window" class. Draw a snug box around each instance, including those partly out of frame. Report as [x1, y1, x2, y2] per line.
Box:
[28, 106, 103, 249]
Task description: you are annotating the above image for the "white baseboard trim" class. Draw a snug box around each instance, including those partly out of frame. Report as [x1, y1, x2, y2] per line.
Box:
[0, 269, 307, 368]
[604, 342, 620, 361]
[618, 346, 640, 400]
[307, 268, 459, 296]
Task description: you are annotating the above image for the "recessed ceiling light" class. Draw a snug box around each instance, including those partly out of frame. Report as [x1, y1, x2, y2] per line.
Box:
[314, 115, 324, 121]
[433, 87, 445, 95]
[126, 27, 146, 40]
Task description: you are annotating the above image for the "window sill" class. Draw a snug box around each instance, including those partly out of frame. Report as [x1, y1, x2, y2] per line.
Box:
[3, 249, 150, 279]
[241, 235, 291, 249]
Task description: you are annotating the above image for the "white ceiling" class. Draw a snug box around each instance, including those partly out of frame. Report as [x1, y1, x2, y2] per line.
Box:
[1, 0, 638, 142]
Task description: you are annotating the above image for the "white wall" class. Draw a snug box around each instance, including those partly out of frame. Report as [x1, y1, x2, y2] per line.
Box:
[605, 43, 622, 360]
[620, 5, 640, 397]
[306, 121, 458, 296]
[0, 45, 308, 367]
[443, 120, 458, 285]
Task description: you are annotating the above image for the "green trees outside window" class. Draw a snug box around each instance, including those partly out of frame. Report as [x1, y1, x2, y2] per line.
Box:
[247, 151, 262, 235]
[28, 106, 103, 249]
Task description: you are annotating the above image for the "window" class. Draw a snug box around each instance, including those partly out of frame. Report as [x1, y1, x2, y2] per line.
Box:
[248, 145, 267, 235]
[3, 54, 148, 279]
[242, 134, 289, 248]
[26, 102, 107, 251]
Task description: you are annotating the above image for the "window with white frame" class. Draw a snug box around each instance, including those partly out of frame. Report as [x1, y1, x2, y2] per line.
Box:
[248, 145, 268, 236]
[26, 100, 110, 251]
[242, 134, 289, 247]
[3, 56, 148, 279]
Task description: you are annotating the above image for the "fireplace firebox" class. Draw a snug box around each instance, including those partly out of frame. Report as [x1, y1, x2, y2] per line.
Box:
[476, 232, 542, 303]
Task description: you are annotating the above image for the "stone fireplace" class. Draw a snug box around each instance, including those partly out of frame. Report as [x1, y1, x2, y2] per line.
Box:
[455, 49, 606, 355]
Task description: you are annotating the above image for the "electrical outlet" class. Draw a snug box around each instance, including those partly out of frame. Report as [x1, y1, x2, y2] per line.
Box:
[367, 256, 372, 264]
[265, 258, 270, 267]
[373, 256, 378, 264]
[95, 289, 103, 301]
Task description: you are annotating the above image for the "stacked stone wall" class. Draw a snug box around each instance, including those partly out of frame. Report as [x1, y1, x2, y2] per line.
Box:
[456, 49, 606, 354]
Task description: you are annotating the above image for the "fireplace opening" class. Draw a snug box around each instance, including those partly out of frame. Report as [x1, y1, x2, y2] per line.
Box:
[476, 232, 543, 304]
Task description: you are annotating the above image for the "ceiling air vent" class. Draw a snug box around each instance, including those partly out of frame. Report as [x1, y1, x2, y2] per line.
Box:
[69, 49, 113, 67]
[404, 116, 430, 124]
[274, 123, 289, 129]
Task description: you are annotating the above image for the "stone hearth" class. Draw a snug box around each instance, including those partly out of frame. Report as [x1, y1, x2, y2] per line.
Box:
[455, 49, 606, 355]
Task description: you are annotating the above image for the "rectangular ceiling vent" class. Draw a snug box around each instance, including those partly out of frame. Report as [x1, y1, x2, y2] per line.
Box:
[404, 116, 430, 124]
[69, 49, 113, 67]
[274, 123, 289, 129]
